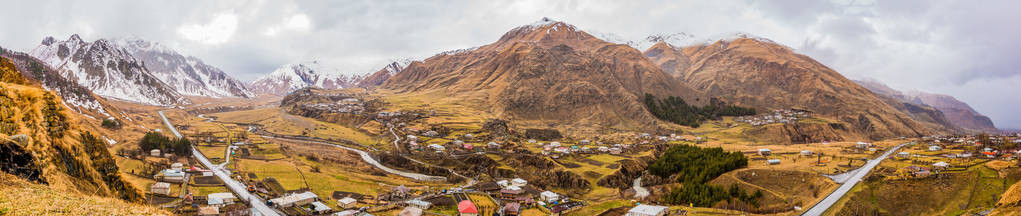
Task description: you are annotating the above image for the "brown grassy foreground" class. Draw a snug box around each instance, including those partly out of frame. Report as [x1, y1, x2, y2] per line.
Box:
[0, 173, 170, 215]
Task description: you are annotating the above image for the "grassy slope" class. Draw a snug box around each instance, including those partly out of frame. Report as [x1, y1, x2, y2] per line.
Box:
[0, 173, 170, 215]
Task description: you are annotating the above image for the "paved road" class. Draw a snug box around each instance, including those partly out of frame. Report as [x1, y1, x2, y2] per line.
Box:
[158, 111, 280, 216]
[259, 135, 448, 182]
[801, 142, 911, 216]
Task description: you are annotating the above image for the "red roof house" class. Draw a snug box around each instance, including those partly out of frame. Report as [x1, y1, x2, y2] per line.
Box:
[458, 200, 478, 216]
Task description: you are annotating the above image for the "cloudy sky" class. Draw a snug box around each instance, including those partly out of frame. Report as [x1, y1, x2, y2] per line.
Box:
[1, 0, 1019, 129]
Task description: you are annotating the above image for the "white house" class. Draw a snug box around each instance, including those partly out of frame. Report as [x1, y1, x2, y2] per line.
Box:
[800, 150, 812, 156]
[933, 161, 950, 169]
[758, 148, 772, 156]
[428, 144, 446, 151]
[271, 191, 318, 208]
[171, 163, 183, 171]
[626, 204, 669, 216]
[767, 159, 781, 165]
[540, 191, 559, 203]
[406, 199, 433, 210]
[161, 169, 186, 183]
[207, 192, 237, 205]
[929, 145, 942, 151]
[898, 152, 911, 158]
[510, 178, 527, 187]
[150, 149, 161, 157]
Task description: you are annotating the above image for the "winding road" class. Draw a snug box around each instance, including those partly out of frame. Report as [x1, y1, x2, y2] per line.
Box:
[159, 111, 280, 216]
[257, 134, 448, 182]
[800, 142, 911, 216]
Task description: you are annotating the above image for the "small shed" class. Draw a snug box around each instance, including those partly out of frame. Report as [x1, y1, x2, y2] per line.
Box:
[767, 159, 781, 165]
[151, 182, 171, 196]
[150, 149, 161, 157]
[800, 150, 812, 156]
[933, 161, 950, 169]
[338, 197, 358, 209]
[929, 145, 942, 151]
[758, 148, 772, 156]
[311, 201, 332, 214]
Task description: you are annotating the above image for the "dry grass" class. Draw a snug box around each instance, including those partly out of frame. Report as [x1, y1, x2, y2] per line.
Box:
[0, 173, 170, 215]
[210, 108, 379, 146]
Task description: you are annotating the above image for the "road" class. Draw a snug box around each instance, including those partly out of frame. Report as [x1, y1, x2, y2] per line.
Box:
[258, 135, 448, 182]
[800, 142, 911, 216]
[158, 111, 280, 216]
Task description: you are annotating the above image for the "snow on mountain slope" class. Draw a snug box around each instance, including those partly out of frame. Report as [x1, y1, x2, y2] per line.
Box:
[249, 60, 362, 96]
[113, 37, 253, 98]
[29, 35, 187, 106]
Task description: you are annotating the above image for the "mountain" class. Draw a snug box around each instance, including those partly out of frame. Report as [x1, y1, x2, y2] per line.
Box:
[854, 79, 958, 133]
[29, 35, 187, 106]
[1, 57, 143, 202]
[357, 59, 412, 88]
[381, 18, 707, 132]
[644, 34, 930, 140]
[250, 60, 363, 96]
[113, 37, 253, 98]
[1, 47, 113, 117]
[907, 91, 997, 132]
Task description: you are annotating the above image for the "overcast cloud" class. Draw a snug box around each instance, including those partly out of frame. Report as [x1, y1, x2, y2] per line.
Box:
[1, 0, 1019, 129]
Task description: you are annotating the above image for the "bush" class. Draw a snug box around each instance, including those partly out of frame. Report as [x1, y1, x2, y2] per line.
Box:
[649, 145, 759, 206]
[138, 132, 192, 157]
[101, 118, 121, 129]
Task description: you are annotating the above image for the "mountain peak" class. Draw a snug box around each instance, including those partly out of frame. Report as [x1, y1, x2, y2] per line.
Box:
[68, 34, 82, 42]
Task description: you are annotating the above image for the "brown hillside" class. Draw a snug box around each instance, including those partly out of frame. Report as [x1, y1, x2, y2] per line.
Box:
[908, 91, 997, 132]
[855, 79, 959, 134]
[0, 57, 143, 202]
[644, 38, 930, 140]
[382, 18, 706, 132]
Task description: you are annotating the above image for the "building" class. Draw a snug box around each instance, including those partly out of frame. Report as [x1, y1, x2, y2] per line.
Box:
[428, 144, 446, 151]
[626, 204, 669, 216]
[767, 159, 781, 165]
[609, 147, 622, 155]
[458, 200, 478, 216]
[197, 206, 219, 215]
[856, 142, 870, 149]
[150, 149, 161, 157]
[501, 186, 524, 200]
[933, 161, 950, 169]
[171, 163, 183, 171]
[929, 145, 942, 151]
[487, 142, 501, 149]
[406, 199, 433, 210]
[540, 191, 559, 203]
[399, 206, 423, 216]
[151, 182, 171, 196]
[161, 169, 187, 183]
[801, 150, 812, 156]
[338, 197, 358, 209]
[270, 191, 318, 208]
[758, 148, 772, 156]
[898, 152, 911, 158]
[510, 178, 527, 187]
[208, 192, 236, 205]
[503, 202, 521, 216]
[311, 201, 333, 214]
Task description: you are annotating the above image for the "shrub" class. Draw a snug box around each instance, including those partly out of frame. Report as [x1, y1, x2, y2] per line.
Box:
[643, 94, 755, 127]
[101, 118, 121, 129]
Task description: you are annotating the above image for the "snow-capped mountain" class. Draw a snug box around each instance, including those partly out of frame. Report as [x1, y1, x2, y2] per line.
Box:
[249, 60, 363, 96]
[29, 35, 187, 106]
[113, 37, 253, 98]
[357, 59, 414, 88]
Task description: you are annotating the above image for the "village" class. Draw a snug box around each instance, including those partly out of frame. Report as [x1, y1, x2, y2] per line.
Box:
[117, 89, 1021, 216]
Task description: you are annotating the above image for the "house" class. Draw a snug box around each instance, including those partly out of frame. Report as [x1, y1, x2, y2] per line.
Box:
[406, 135, 418, 141]
[501, 186, 524, 200]
[399, 206, 423, 216]
[609, 147, 623, 155]
[334, 210, 360, 216]
[801, 150, 812, 156]
[464, 134, 474, 139]
[503, 202, 521, 216]
[929, 145, 942, 151]
[150, 149, 161, 157]
[497, 180, 510, 187]
[171, 163, 183, 171]
[311, 201, 332, 214]
[453, 140, 465, 145]
[898, 152, 911, 158]
[758, 148, 772, 156]
[511, 178, 527, 187]
[457, 200, 478, 216]
[151, 182, 171, 196]
[580, 140, 591, 145]
[197, 206, 219, 216]
[933, 161, 950, 169]
[208, 192, 236, 205]
[487, 142, 500, 149]
[406, 199, 433, 210]
[462, 143, 473, 150]
[598, 146, 609, 152]
[540, 191, 559, 203]
[161, 169, 187, 183]
[626, 204, 669, 216]
[767, 159, 781, 165]
[428, 144, 445, 151]
[423, 131, 439, 137]
[528, 139, 537, 144]
[270, 191, 318, 208]
[856, 142, 870, 149]
[338, 197, 358, 209]
[550, 142, 561, 147]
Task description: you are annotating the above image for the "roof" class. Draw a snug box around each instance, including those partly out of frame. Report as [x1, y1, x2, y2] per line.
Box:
[197, 206, 219, 215]
[541, 191, 558, 197]
[271, 191, 318, 206]
[759, 148, 771, 151]
[152, 182, 171, 189]
[208, 197, 224, 205]
[457, 200, 478, 213]
[628, 204, 669, 215]
[339, 197, 358, 204]
[933, 161, 950, 167]
[406, 199, 431, 206]
[208, 192, 236, 200]
[399, 207, 423, 216]
[311, 201, 332, 211]
[503, 202, 521, 212]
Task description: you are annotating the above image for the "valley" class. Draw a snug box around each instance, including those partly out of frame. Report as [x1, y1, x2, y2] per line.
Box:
[0, 9, 1018, 216]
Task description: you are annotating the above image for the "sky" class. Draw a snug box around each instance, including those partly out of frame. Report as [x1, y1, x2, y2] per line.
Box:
[1, 0, 1019, 129]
